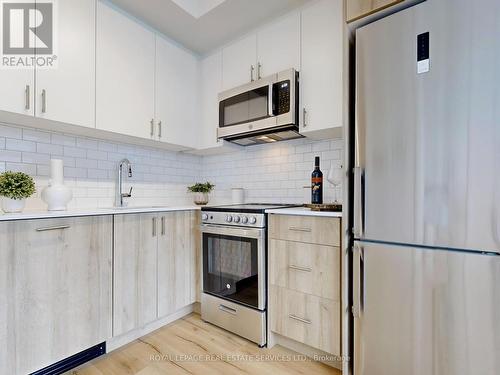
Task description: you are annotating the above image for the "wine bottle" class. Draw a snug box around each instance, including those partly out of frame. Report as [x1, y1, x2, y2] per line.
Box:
[311, 156, 323, 204]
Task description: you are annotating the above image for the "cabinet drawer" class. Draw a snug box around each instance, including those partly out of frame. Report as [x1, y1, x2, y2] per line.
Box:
[269, 215, 340, 246]
[270, 239, 340, 300]
[270, 285, 340, 355]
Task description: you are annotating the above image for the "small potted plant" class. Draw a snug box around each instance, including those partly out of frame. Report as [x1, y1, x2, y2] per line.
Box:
[0, 171, 36, 213]
[187, 182, 215, 205]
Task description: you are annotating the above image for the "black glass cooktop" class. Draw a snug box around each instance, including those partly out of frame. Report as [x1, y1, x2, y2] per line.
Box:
[201, 203, 300, 214]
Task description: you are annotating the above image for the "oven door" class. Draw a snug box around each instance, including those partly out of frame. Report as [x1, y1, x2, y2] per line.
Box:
[201, 224, 266, 311]
[217, 68, 297, 139]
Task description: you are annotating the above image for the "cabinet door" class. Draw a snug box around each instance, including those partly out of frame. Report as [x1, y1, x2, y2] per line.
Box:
[158, 211, 199, 317]
[155, 36, 198, 148]
[222, 34, 257, 90]
[0, 13, 34, 116]
[199, 51, 223, 150]
[35, 0, 95, 127]
[0, 216, 112, 375]
[96, 2, 155, 139]
[346, 0, 403, 23]
[300, 0, 343, 138]
[256, 12, 300, 78]
[113, 213, 158, 336]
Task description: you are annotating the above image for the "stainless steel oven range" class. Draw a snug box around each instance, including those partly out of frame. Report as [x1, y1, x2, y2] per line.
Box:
[200, 204, 297, 347]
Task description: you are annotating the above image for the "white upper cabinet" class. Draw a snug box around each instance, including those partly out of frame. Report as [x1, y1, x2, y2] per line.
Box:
[256, 12, 301, 78]
[199, 51, 222, 150]
[222, 34, 257, 90]
[300, 0, 344, 138]
[221, 13, 300, 91]
[0, 69, 34, 117]
[0, 6, 34, 116]
[155, 36, 198, 148]
[96, 1, 155, 139]
[36, 0, 96, 128]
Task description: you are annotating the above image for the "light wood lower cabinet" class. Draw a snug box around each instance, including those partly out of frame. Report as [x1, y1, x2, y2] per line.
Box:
[270, 285, 340, 355]
[0, 216, 112, 375]
[269, 214, 341, 355]
[114, 210, 200, 336]
[113, 213, 158, 336]
[269, 239, 340, 300]
[158, 211, 200, 317]
[269, 215, 340, 246]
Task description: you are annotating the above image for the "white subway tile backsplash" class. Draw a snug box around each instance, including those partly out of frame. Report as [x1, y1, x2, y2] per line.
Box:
[63, 146, 87, 158]
[23, 129, 51, 143]
[0, 149, 22, 162]
[51, 134, 76, 146]
[6, 162, 36, 175]
[0, 125, 22, 139]
[0, 123, 344, 209]
[6, 138, 36, 152]
[36, 143, 63, 156]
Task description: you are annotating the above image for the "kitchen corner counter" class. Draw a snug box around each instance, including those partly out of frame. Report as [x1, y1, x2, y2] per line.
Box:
[0, 205, 201, 222]
[265, 207, 342, 218]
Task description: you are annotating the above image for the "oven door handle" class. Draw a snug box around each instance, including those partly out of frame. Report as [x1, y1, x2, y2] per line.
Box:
[200, 224, 265, 239]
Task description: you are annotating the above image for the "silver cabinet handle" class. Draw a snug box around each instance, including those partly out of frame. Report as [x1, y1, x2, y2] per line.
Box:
[268, 83, 274, 116]
[219, 304, 237, 315]
[302, 108, 307, 127]
[41, 89, 46, 113]
[257, 62, 262, 80]
[161, 216, 165, 236]
[25, 85, 30, 110]
[158, 121, 162, 139]
[288, 226, 312, 233]
[353, 167, 365, 238]
[150, 119, 155, 137]
[289, 265, 312, 272]
[288, 314, 311, 324]
[152, 217, 157, 237]
[250, 65, 255, 82]
[36, 225, 70, 232]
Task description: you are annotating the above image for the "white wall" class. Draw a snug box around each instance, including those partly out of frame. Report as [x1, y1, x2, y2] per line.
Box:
[0, 123, 343, 209]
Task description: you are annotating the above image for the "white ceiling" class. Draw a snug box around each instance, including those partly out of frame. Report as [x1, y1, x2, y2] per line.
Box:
[109, 0, 311, 55]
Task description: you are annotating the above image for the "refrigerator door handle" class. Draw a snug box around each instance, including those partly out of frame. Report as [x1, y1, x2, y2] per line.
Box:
[353, 167, 365, 238]
[352, 243, 365, 318]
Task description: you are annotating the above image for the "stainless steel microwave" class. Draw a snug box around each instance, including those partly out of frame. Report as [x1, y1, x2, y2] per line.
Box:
[217, 68, 301, 146]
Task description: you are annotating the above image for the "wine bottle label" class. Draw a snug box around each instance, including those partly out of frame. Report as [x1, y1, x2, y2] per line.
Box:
[312, 177, 322, 184]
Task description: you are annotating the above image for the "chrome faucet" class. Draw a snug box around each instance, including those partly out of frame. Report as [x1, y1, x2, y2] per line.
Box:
[116, 158, 133, 207]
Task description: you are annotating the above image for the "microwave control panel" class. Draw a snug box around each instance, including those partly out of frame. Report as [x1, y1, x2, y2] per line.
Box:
[274, 80, 290, 115]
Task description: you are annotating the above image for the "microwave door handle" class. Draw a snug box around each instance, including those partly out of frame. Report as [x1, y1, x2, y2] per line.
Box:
[268, 83, 274, 116]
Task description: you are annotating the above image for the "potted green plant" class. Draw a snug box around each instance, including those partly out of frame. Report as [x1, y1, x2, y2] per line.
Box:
[0, 171, 36, 213]
[187, 182, 215, 205]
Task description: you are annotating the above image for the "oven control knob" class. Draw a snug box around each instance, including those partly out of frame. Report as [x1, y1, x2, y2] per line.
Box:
[201, 213, 208, 220]
[225, 215, 233, 223]
[249, 216, 257, 224]
[241, 216, 249, 224]
[233, 216, 241, 223]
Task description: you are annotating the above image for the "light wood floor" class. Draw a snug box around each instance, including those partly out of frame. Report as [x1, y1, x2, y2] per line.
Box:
[71, 313, 341, 375]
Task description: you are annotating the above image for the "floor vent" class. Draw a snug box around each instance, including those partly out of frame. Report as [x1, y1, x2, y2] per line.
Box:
[30, 342, 106, 375]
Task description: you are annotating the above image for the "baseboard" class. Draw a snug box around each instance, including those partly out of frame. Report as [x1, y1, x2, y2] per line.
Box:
[270, 333, 343, 370]
[106, 304, 196, 352]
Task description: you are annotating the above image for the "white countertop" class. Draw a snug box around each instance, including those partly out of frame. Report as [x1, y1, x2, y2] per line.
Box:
[265, 207, 342, 218]
[0, 205, 201, 221]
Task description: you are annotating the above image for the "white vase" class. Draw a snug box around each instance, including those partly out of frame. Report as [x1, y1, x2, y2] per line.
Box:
[41, 159, 73, 211]
[2, 197, 26, 213]
[193, 192, 209, 205]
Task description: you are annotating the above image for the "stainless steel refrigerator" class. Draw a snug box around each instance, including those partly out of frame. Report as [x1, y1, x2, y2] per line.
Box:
[353, 0, 500, 374]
